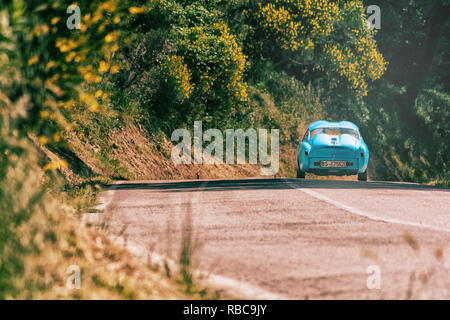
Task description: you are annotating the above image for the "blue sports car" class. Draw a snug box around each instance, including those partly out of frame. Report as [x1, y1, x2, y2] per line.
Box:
[297, 121, 369, 181]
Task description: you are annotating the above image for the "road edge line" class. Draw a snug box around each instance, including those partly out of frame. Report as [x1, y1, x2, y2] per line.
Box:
[283, 178, 450, 234]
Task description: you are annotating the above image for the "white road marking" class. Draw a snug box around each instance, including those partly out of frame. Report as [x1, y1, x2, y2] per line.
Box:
[95, 181, 123, 211]
[283, 179, 450, 234]
[123, 239, 288, 300]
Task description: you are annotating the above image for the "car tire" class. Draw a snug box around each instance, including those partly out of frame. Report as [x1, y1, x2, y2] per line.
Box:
[358, 170, 367, 181]
[297, 165, 305, 179]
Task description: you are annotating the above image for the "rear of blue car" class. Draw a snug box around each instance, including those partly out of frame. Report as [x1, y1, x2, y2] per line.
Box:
[297, 121, 369, 181]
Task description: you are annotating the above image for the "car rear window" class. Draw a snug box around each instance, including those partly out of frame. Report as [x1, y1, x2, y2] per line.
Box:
[310, 128, 359, 139]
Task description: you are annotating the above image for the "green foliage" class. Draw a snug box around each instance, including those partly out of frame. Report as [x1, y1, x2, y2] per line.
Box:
[359, 0, 449, 182]
[0, 0, 133, 297]
[239, 0, 386, 96]
[0, 86, 67, 298]
[244, 61, 326, 143]
[106, 0, 249, 133]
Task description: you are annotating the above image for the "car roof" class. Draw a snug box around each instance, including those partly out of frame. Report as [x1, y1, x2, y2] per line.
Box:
[308, 120, 359, 131]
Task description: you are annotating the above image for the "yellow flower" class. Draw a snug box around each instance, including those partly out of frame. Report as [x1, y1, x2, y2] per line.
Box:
[129, 7, 145, 14]
[111, 44, 119, 52]
[53, 133, 61, 143]
[92, 13, 103, 23]
[43, 160, 68, 171]
[105, 32, 117, 43]
[41, 25, 49, 34]
[89, 101, 99, 111]
[110, 65, 120, 74]
[59, 45, 70, 53]
[113, 15, 121, 24]
[65, 51, 77, 62]
[39, 136, 49, 144]
[95, 89, 103, 98]
[40, 110, 50, 118]
[83, 72, 94, 81]
[51, 17, 60, 25]
[98, 60, 109, 73]
[46, 61, 56, 69]
[64, 99, 74, 108]
[102, 1, 117, 13]
[79, 92, 92, 103]
[28, 56, 39, 66]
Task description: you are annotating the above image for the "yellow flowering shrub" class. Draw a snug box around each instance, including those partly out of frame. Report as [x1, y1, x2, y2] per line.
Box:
[248, 0, 387, 96]
[161, 55, 194, 101]
[174, 22, 248, 104]
[148, 0, 249, 115]
[255, 0, 338, 52]
[0, 0, 138, 152]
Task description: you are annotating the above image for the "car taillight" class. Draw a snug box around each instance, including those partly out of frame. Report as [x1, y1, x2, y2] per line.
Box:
[360, 151, 364, 158]
[304, 150, 308, 156]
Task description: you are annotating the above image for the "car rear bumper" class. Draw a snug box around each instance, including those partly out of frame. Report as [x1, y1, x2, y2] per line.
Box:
[307, 168, 359, 176]
[304, 157, 361, 175]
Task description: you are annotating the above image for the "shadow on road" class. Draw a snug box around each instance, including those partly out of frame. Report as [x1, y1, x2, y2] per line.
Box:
[108, 178, 449, 193]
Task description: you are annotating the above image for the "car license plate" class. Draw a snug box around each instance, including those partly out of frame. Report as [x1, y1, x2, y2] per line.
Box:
[320, 161, 347, 168]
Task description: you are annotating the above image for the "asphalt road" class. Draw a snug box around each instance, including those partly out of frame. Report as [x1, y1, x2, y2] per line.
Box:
[100, 178, 450, 299]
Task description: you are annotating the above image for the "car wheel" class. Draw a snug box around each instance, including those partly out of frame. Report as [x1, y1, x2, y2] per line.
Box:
[358, 170, 367, 181]
[297, 165, 305, 179]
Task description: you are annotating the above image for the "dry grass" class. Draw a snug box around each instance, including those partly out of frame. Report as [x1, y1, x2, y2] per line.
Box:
[17, 214, 192, 299]
[401, 232, 447, 299]
[4, 177, 210, 299]
[64, 120, 263, 181]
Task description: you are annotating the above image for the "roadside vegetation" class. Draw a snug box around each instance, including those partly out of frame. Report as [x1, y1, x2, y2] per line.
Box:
[0, 0, 448, 298]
